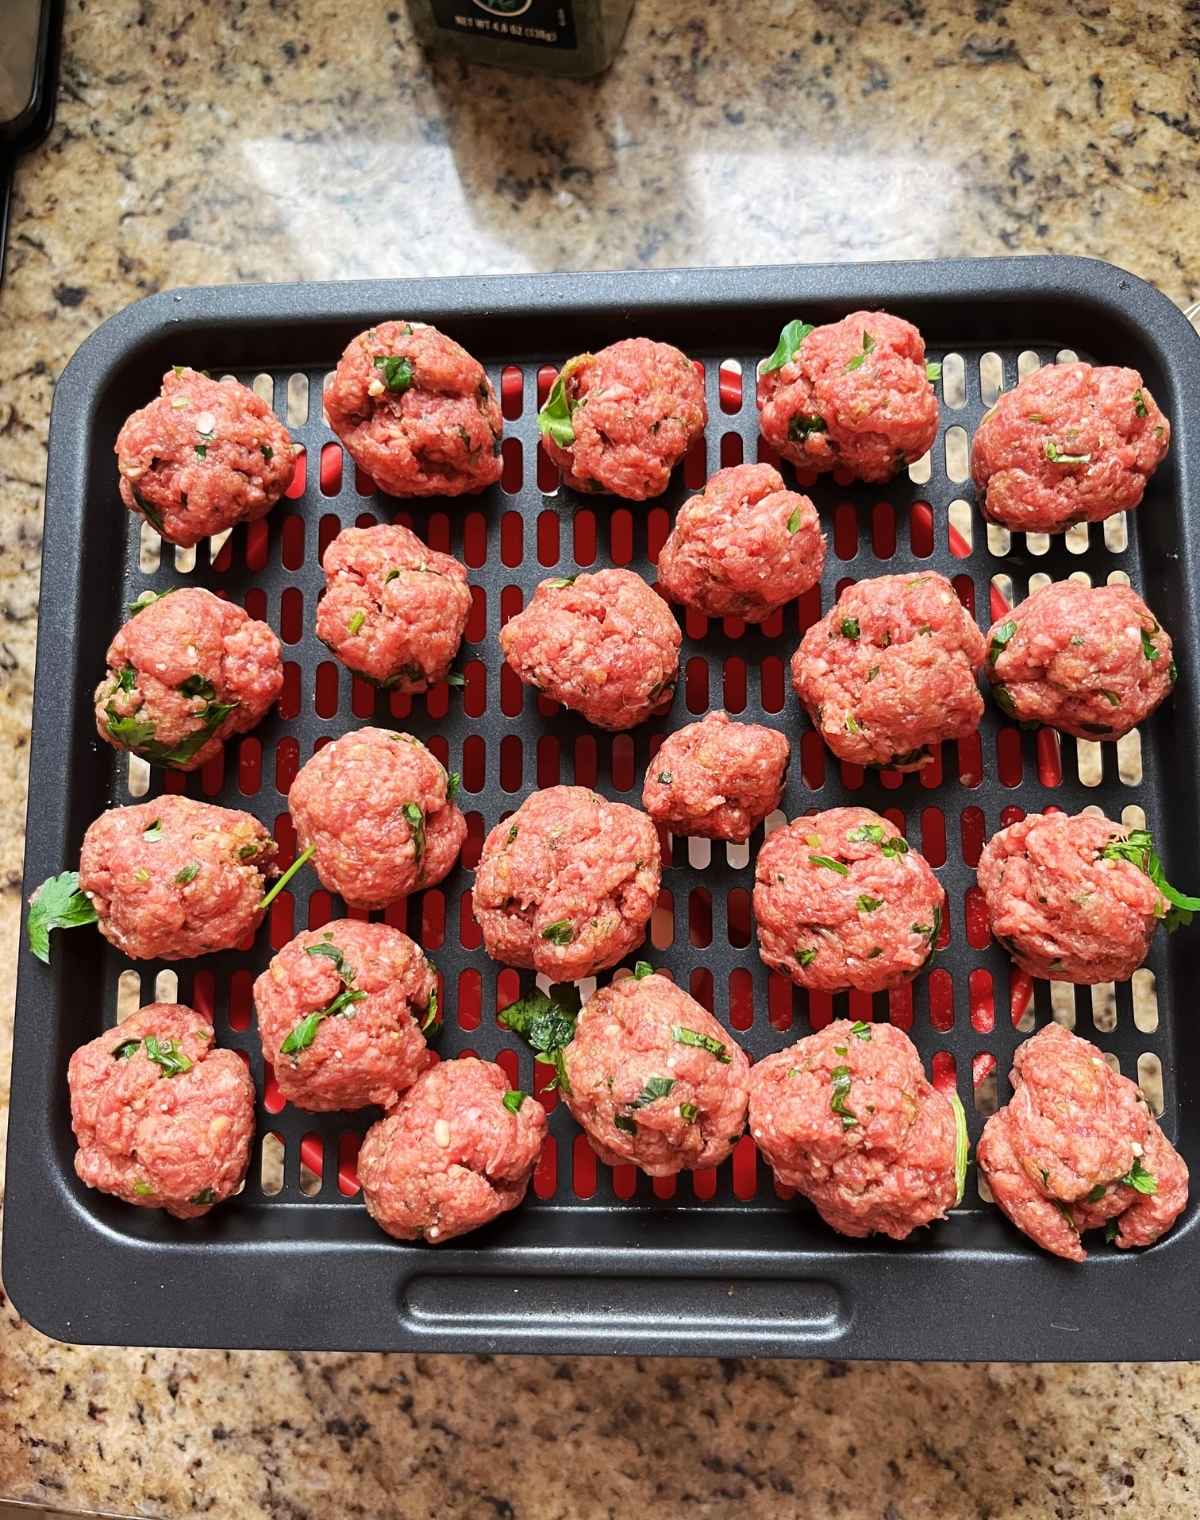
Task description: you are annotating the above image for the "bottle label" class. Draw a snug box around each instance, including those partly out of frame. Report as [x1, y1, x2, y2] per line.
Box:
[428, 0, 578, 51]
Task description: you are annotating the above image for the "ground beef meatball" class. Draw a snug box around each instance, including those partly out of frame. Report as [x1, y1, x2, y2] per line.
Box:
[642, 711, 789, 843]
[116, 367, 295, 547]
[68, 1002, 255, 1219]
[325, 321, 502, 498]
[753, 806, 945, 993]
[971, 362, 1170, 533]
[499, 568, 681, 730]
[474, 785, 661, 982]
[538, 338, 706, 500]
[976, 812, 1166, 983]
[316, 523, 472, 691]
[94, 587, 283, 771]
[287, 728, 465, 911]
[656, 464, 825, 622]
[253, 920, 436, 1111]
[791, 572, 987, 770]
[978, 1023, 1188, 1262]
[560, 970, 750, 1175]
[985, 580, 1175, 740]
[358, 1057, 547, 1243]
[757, 311, 939, 483]
[77, 797, 277, 961]
[748, 1019, 961, 1239]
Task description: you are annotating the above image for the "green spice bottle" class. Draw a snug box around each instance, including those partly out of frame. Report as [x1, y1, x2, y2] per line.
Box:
[406, 0, 634, 77]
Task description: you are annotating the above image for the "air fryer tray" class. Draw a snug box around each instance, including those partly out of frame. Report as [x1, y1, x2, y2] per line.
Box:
[7, 258, 1200, 1359]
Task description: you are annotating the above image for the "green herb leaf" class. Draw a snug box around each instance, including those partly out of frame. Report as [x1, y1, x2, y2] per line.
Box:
[541, 919, 574, 945]
[1106, 1217, 1120, 1244]
[506, 823, 519, 844]
[1044, 440, 1091, 465]
[993, 684, 1016, 717]
[1121, 1157, 1158, 1195]
[847, 823, 885, 845]
[1086, 1183, 1108, 1203]
[1133, 389, 1148, 418]
[305, 941, 349, 972]
[112, 1037, 142, 1061]
[257, 842, 316, 913]
[845, 714, 860, 734]
[194, 443, 208, 459]
[949, 1092, 969, 1205]
[633, 961, 654, 979]
[671, 1025, 731, 1062]
[447, 771, 462, 802]
[630, 1075, 675, 1109]
[403, 802, 425, 867]
[845, 331, 876, 372]
[679, 1102, 699, 1123]
[280, 1011, 323, 1056]
[498, 985, 581, 1087]
[786, 509, 803, 534]
[1141, 626, 1160, 661]
[544, 575, 578, 588]
[657, 770, 673, 785]
[613, 1113, 637, 1135]
[374, 355, 414, 393]
[537, 369, 578, 447]
[260, 443, 274, 461]
[173, 863, 199, 886]
[849, 1021, 872, 1041]
[144, 1035, 193, 1078]
[926, 361, 942, 383]
[421, 985, 440, 1034]
[840, 617, 860, 640]
[809, 854, 849, 876]
[1099, 827, 1200, 931]
[796, 947, 817, 967]
[882, 835, 909, 858]
[26, 871, 99, 963]
[760, 319, 815, 375]
[1169, 659, 1179, 685]
[115, 664, 137, 694]
[347, 610, 366, 636]
[989, 620, 1017, 664]
[179, 675, 217, 701]
[445, 672, 467, 687]
[143, 819, 162, 841]
[126, 589, 174, 618]
[190, 1188, 216, 1205]
[787, 413, 826, 442]
[133, 1180, 155, 1197]
[856, 894, 883, 913]
[131, 486, 165, 534]
[502, 1089, 527, 1114]
[830, 1064, 857, 1127]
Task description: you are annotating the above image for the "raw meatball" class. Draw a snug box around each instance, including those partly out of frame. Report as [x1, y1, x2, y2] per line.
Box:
[473, 785, 661, 982]
[561, 970, 750, 1175]
[68, 1002, 255, 1219]
[95, 587, 283, 770]
[656, 463, 825, 622]
[977, 1023, 1187, 1262]
[985, 580, 1175, 740]
[253, 920, 437, 1111]
[971, 362, 1170, 533]
[791, 572, 987, 770]
[316, 523, 472, 691]
[78, 797, 277, 961]
[287, 728, 465, 910]
[116, 367, 295, 548]
[753, 806, 945, 993]
[500, 568, 681, 730]
[977, 812, 1165, 983]
[757, 311, 939, 483]
[358, 1057, 547, 1243]
[642, 711, 789, 843]
[748, 1019, 961, 1239]
[538, 337, 706, 500]
[325, 320, 502, 498]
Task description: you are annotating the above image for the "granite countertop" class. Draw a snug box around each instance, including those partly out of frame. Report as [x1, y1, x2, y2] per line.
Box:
[2, 2, 1200, 1516]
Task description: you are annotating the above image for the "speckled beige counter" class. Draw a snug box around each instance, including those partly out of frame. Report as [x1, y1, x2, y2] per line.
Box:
[2, 3, 1200, 1517]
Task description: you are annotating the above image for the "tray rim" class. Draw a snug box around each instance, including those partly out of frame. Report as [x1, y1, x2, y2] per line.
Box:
[8, 252, 1200, 1358]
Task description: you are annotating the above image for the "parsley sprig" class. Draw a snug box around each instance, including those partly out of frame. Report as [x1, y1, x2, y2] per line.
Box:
[1099, 828, 1200, 931]
[26, 871, 98, 963]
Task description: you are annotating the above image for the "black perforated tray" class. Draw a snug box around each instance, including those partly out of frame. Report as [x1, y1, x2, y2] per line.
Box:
[7, 257, 1200, 1357]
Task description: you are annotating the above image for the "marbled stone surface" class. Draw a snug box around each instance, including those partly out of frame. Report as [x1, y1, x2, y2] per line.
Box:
[2, 1, 1199, 1516]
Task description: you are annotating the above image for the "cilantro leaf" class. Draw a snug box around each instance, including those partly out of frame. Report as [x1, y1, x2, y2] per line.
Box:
[27, 871, 98, 964]
[1099, 828, 1200, 931]
[633, 961, 654, 979]
[374, 355, 413, 393]
[537, 358, 591, 447]
[1120, 1157, 1157, 1195]
[502, 1090, 527, 1114]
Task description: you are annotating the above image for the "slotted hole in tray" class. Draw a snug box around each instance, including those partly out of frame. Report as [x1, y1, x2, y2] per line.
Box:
[82, 336, 1175, 1236]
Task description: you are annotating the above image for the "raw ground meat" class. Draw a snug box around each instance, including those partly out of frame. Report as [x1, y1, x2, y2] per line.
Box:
[325, 321, 502, 497]
[748, 1019, 960, 1239]
[656, 463, 825, 622]
[316, 522, 472, 690]
[561, 969, 751, 1175]
[642, 711, 789, 842]
[540, 338, 706, 499]
[95, 586, 283, 770]
[473, 785, 661, 982]
[116, 367, 295, 547]
[757, 310, 939, 483]
[499, 568, 682, 731]
[69, 1001, 255, 1219]
[976, 811, 1165, 983]
[77, 797, 277, 960]
[287, 728, 466, 910]
[977, 1023, 1188, 1261]
[253, 919, 437, 1111]
[753, 806, 945, 993]
[357, 1057, 547, 1243]
[791, 572, 987, 770]
[985, 580, 1175, 740]
[971, 362, 1170, 533]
